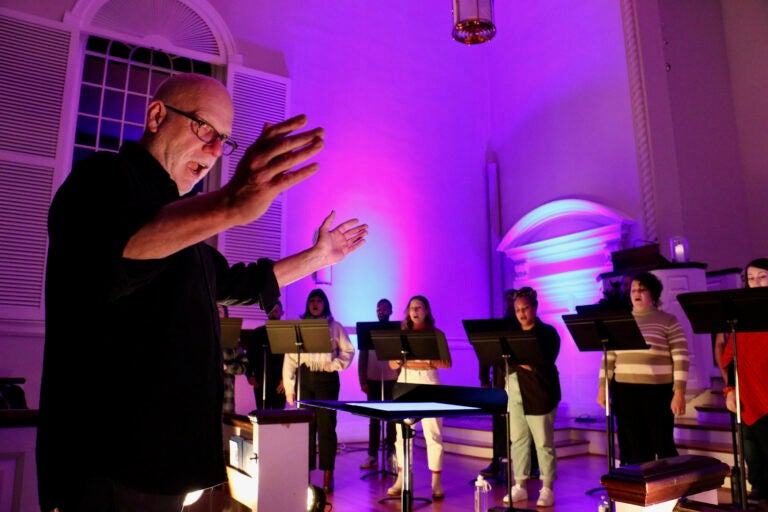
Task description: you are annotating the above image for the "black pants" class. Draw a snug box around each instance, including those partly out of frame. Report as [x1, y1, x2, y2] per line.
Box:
[612, 381, 678, 465]
[366, 379, 397, 456]
[57, 476, 185, 512]
[299, 367, 340, 471]
[744, 413, 768, 492]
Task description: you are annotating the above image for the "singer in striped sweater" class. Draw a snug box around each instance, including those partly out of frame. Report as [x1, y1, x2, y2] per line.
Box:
[597, 271, 689, 465]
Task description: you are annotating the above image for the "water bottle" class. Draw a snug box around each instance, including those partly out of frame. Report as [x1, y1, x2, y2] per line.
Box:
[474, 474, 491, 512]
[598, 495, 611, 512]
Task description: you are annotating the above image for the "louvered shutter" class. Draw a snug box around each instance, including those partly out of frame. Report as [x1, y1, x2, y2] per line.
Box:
[221, 65, 291, 326]
[0, 13, 74, 319]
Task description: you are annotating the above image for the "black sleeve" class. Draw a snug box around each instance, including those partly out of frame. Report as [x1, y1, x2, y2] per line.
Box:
[214, 247, 280, 312]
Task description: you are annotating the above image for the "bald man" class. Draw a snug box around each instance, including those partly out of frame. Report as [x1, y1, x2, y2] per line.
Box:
[39, 73, 367, 512]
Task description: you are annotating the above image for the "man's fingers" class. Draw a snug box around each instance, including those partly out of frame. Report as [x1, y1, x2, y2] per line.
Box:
[266, 135, 324, 173]
[260, 114, 308, 139]
[318, 211, 336, 230]
[271, 162, 321, 193]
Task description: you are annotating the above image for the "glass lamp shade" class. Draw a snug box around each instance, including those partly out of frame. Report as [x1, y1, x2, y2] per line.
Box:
[452, 0, 496, 44]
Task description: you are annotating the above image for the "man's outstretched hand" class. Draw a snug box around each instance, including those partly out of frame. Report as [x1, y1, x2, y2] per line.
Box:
[314, 211, 367, 266]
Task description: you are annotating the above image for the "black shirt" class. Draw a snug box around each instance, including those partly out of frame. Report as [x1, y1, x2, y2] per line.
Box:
[511, 319, 562, 415]
[38, 143, 279, 510]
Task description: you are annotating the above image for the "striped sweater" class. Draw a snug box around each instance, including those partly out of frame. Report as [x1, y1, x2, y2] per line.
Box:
[598, 308, 689, 392]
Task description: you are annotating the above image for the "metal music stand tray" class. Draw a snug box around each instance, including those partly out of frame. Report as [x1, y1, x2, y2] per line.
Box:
[355, 320, 401, 479]
[562, 309, 648, 511]
[678, 286, 768, 511]
[463, 318, 543, 511]
[265, 319, 332, 402]
[301, 383, 507, 512]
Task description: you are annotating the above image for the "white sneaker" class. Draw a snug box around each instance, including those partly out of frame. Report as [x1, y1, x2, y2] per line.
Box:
[537, 487, 555, 507]
[503, 484, 528, 504]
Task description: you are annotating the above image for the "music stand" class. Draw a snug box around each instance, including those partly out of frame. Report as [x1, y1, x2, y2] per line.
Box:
[356, 320, 401, 479]
[301, 384, 506, 512]
[265, 319, 332, 402]
[678, 287, 768, 510]
[369, 329, 448, 508]
[464, 319, 541, 511]
[562, 309, 648, 510]
[371, 329, 450, 384]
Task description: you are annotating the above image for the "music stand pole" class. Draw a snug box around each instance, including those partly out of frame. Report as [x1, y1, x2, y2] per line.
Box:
[730, 319, 749, 509]
[583, 338, 616, 511]
[361, 364, 397, 479]
[294, 324, 304, 403]
[262, 338, 269, 407]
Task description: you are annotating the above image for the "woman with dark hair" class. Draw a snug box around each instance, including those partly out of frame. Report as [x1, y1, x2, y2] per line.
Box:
[503, 287, 561, 508]
[387, 295, 451, 499]
[283, 289, 355, 493]
[597, 271, 689, 466]
[720, 258, 768, 503]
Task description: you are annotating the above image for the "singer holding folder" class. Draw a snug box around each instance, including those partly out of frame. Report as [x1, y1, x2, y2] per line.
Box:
[387, 295, 452, 500]
[504, 286, 561, 508]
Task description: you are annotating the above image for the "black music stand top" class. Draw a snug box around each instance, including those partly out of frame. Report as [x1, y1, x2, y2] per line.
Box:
[370, 329, 450, 362]
[562, 309, 648, 353]
[355, 320, 401, 350]
[462, 318, 549, 366]
[264, 319, 333, 355]
[220, 317, 243, 349]
[678, 287, 768, 334]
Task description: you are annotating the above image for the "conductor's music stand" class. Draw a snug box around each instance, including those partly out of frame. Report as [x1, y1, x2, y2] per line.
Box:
[562, 309, 648, 510]
[356, 320, 400, 479]
[265, 319, 332, 402]
[301, 384, 507, 512]
[369, 329, 448, 507]
[678, 286, 768, 510]
[463, 319, 542, 511]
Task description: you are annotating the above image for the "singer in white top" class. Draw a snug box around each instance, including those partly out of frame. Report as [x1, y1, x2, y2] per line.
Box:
[283, 288, 355, 493]
[386, 295, 452, 500]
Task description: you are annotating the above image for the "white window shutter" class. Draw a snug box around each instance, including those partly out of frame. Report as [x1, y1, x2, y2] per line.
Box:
[0, 12, 73, 320]
[221, 65, 290, 325]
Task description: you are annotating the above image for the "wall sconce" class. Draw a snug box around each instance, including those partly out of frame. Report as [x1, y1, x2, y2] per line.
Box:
[313, 266, 332, 286]
[452, 0, 496, 44]
[669, 236, 689, 263]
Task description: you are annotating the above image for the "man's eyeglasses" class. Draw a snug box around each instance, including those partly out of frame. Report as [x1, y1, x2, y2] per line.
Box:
[164, 105, 238, 156]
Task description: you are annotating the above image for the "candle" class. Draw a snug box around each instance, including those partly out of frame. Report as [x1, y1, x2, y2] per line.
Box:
[674, 243, 685, 262]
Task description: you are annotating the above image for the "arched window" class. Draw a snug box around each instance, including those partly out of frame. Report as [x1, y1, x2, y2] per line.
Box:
[74, 35, 212, 162]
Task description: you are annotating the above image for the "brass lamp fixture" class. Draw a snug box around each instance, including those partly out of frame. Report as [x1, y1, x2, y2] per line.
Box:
[452, 0, 496, 44]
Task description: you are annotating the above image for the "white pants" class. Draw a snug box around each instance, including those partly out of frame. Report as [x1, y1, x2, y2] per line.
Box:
[394, 368, 444, 472]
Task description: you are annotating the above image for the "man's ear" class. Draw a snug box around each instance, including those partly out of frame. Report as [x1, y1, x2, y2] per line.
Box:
[146, 101, 165, 133]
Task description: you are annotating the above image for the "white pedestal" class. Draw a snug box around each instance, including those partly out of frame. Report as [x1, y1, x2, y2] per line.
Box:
[225, 409, 312, 512]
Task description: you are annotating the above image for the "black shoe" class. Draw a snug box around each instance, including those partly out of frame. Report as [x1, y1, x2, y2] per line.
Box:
[479, 463, 500, 478]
